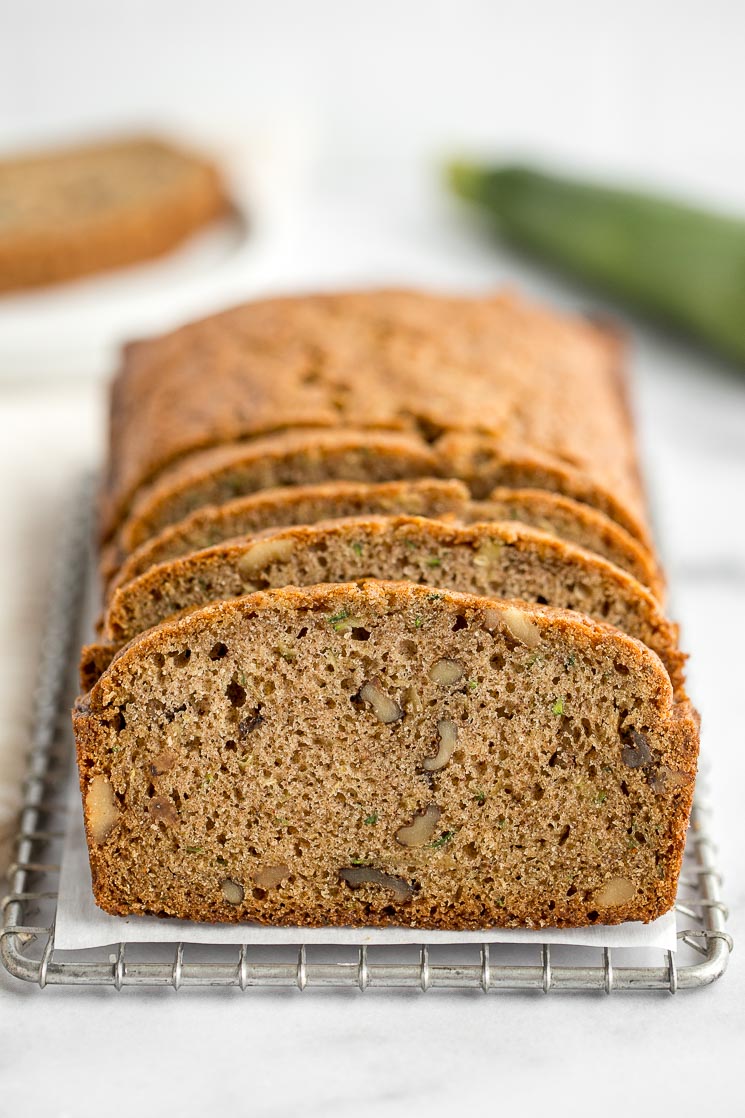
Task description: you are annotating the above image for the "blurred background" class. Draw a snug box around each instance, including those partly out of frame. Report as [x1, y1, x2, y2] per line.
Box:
[4, 0, 745, 351]
[5, 0, 745, 199]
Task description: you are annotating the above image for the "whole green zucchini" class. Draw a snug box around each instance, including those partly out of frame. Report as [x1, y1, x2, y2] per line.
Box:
[448, 161, 745, 366]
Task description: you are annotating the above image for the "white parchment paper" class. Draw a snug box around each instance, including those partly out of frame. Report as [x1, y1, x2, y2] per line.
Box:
[54, 780, 677, 950]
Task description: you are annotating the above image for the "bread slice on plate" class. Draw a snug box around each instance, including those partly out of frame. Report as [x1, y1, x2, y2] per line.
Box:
[73, 581, 698, 928]
[0, 135, 229, 292]
[103, 478, 470, 595]
[92, 516, 685, 695]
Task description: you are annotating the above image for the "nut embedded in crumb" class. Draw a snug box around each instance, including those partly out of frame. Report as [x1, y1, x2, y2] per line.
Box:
[423, 720, 458, 772]
[253, 865, 289, 889]
[621, 728, 652, 768]
[220, 878, 244, 905]
[428, 658, 464, 685]
[148, 795, 179, 826]
[86, 776, 120, 844]
[360, 679, 403, 723]
[650, 765, 693, 794]
[149, 751, 176, 776]
[472, 539, 503, 567]
[595, 876, 636, 906]
[502, 605, 541, 648]
[395, 804, 441, 846]
[339, 865, 414, 900]
[237, 537, 295, 578]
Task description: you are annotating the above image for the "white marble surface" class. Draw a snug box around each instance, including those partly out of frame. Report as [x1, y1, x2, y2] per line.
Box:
[1, 2, 745, 1113]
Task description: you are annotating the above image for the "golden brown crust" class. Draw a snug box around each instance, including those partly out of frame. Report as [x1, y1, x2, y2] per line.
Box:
[100, 289, 647, 542]
[74, 581, 698, 928]
[0, 136, 229, 292]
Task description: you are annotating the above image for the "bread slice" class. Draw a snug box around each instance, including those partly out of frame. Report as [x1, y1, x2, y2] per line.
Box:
[104, 481, 660, 603]
[73, 581, 698, 928]
[95, 516, 685, 695]
[437, 432, 650, 546]
[471, 489, 663, 600]
[99, 289, 646, 543]
[112, 429, 441, 556]
[0, 135, 228, 292]
[103, 478, 470, 596]
[108, 425, 653, 565]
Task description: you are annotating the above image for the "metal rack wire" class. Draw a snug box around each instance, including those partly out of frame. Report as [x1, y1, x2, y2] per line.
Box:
[0, 476, 733, 992]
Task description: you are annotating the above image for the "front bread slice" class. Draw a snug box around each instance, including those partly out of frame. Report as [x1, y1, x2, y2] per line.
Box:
[74, 581, 698, 929]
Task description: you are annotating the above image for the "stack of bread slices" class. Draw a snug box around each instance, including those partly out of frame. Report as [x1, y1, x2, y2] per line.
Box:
[74, 289, 698, 930]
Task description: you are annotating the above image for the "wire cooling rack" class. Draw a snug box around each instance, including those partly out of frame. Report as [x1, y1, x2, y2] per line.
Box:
[0, 476, 733, 992]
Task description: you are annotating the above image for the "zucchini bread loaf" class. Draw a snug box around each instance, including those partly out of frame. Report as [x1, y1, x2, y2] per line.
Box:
[74, 583, 697, 928]
[75, 285, 697, 931]
[0, 135, 229, 292]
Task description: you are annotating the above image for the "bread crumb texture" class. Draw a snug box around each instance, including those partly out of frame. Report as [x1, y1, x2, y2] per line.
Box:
[75, 583, 696, 929]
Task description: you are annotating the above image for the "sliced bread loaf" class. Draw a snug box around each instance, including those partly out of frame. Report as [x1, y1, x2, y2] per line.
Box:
[74, 581, 698, 928]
